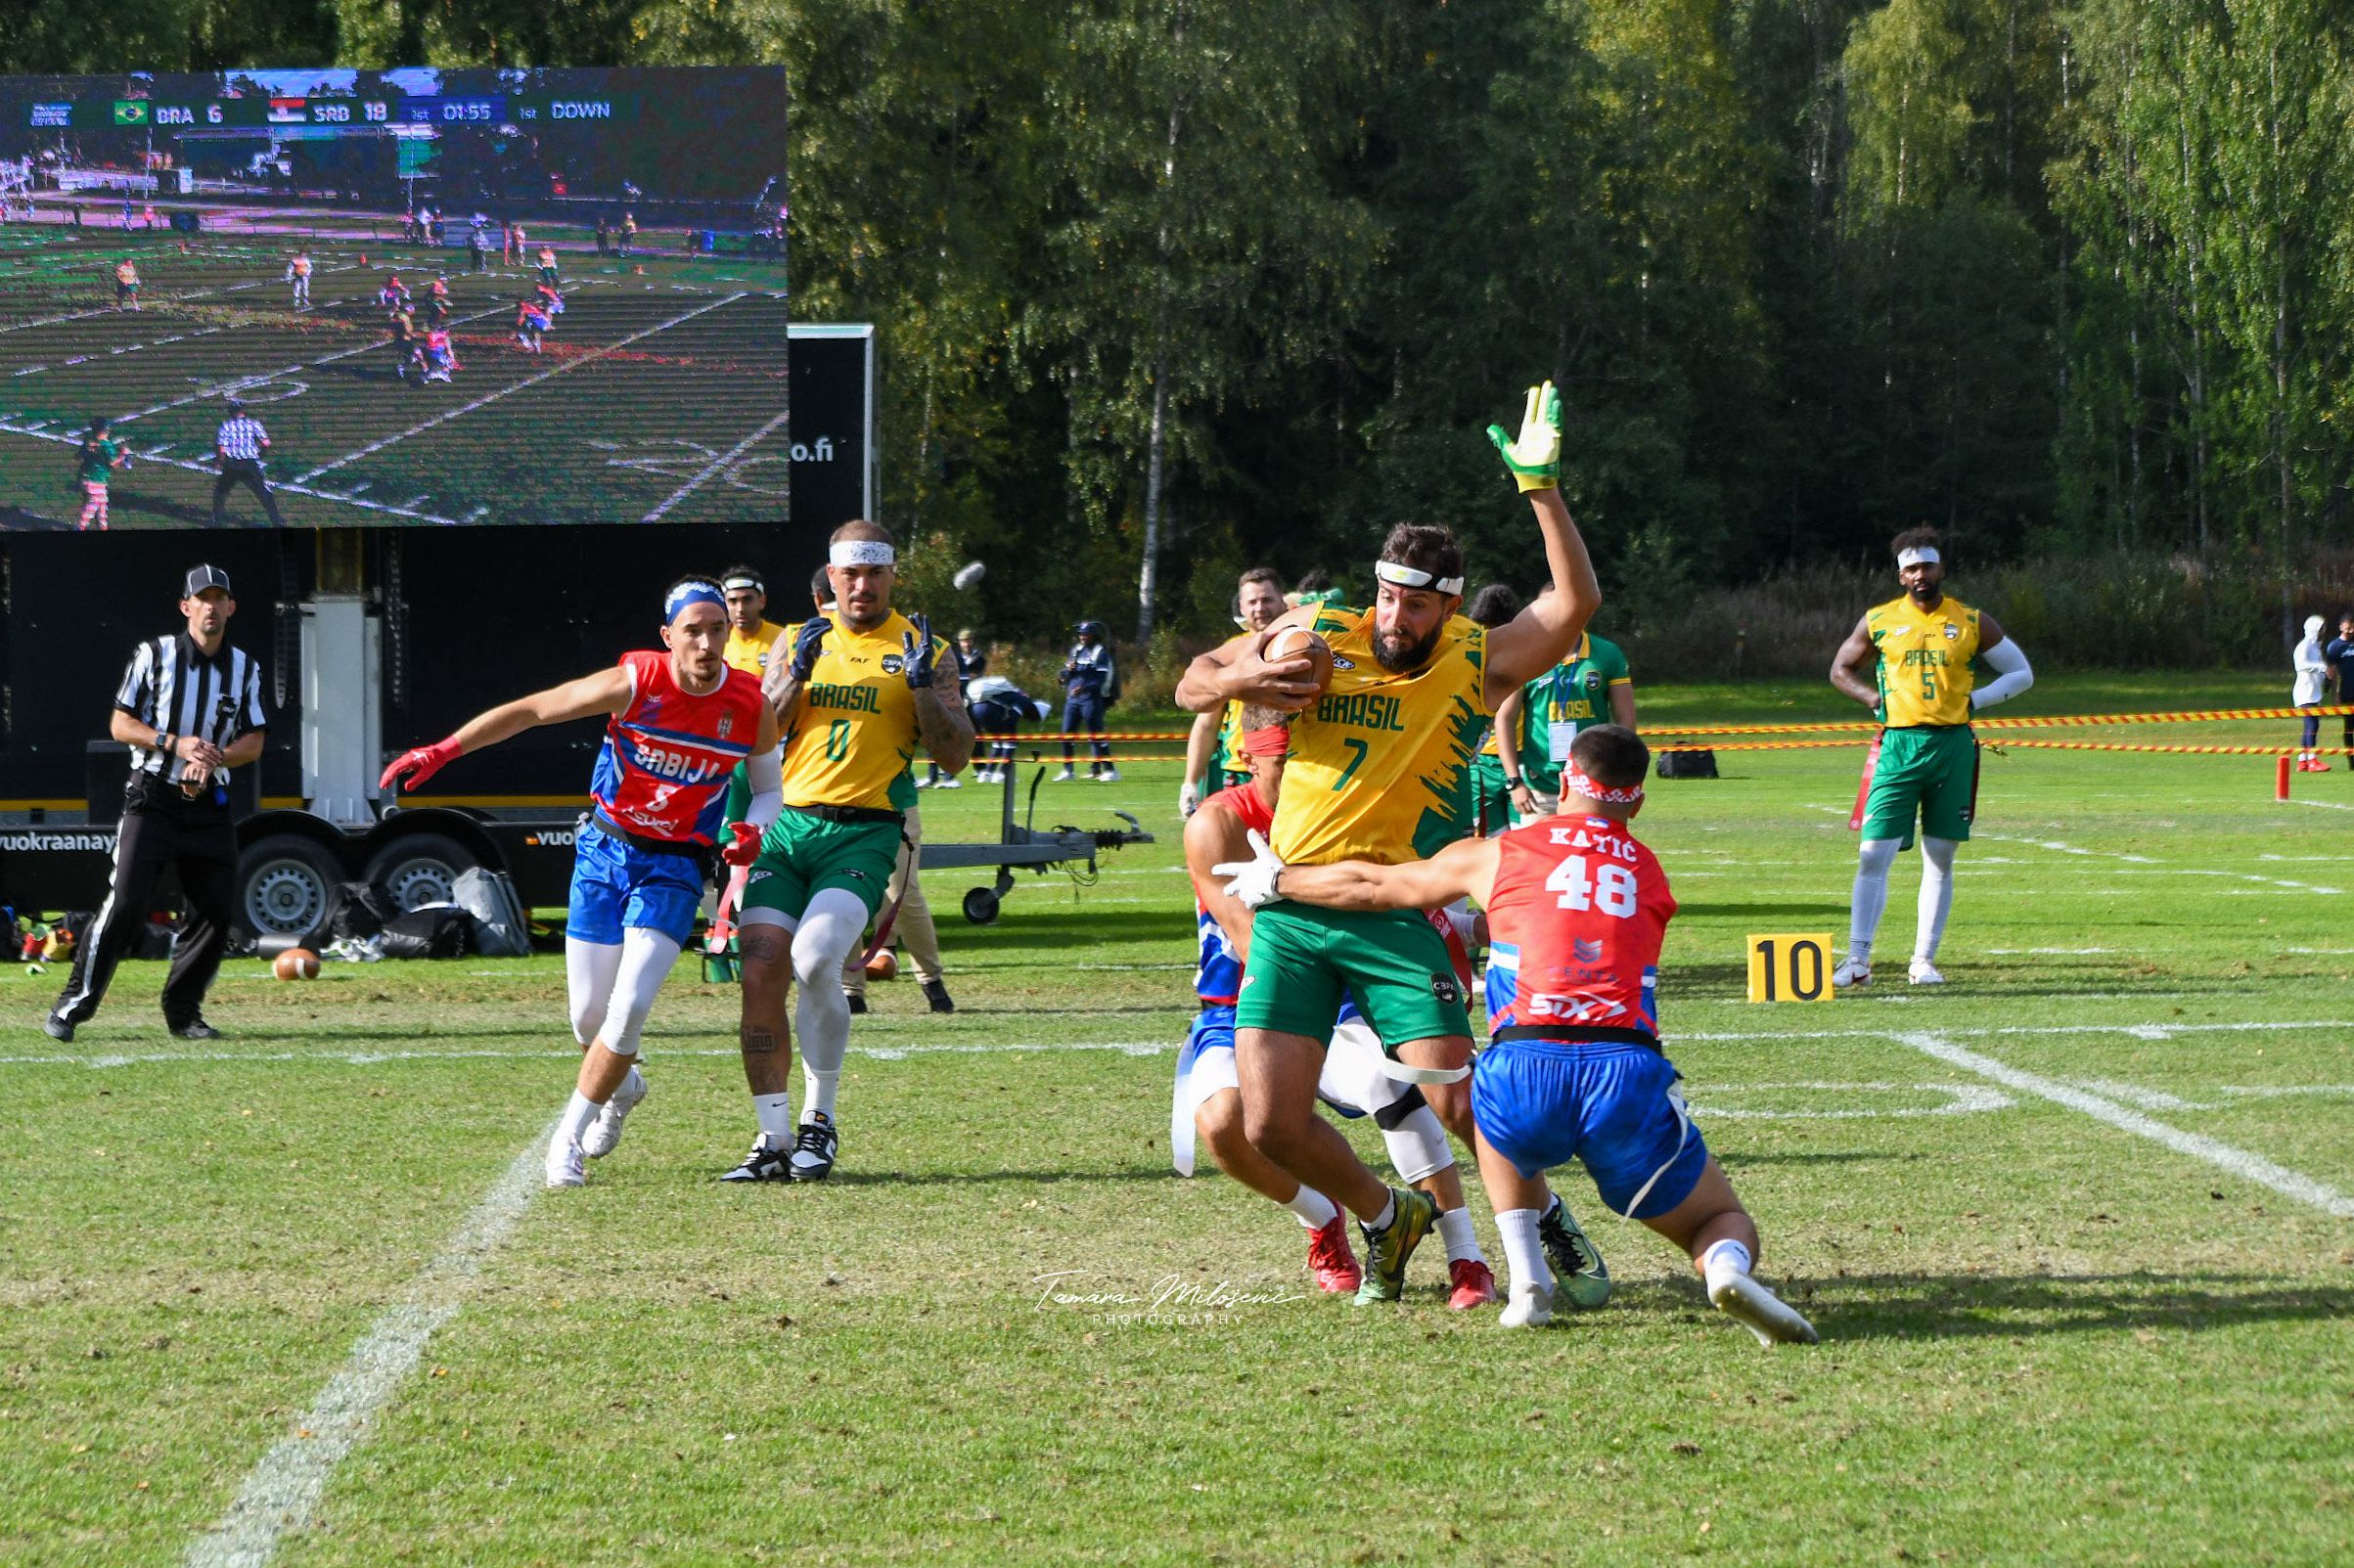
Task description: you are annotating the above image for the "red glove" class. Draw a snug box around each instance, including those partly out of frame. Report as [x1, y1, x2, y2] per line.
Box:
[720, 821, 762, 868]
[380, 737, 462, 793]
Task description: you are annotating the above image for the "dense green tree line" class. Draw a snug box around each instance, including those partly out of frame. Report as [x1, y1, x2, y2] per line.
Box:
[8, 0, 2349, 650]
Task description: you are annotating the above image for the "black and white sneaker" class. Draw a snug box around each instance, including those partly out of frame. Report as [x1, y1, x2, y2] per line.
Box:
[168, 1017, 221, 1041]
[789, 1112, 839, 1182]
[717, 1133, 792, 1183]
[43, 1014, 74, 1043]
[922, 979, 955, 1014]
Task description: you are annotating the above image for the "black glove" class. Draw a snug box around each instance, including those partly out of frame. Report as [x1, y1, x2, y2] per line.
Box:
[903, 613, 936, 689]
[788, 615, 830, 683]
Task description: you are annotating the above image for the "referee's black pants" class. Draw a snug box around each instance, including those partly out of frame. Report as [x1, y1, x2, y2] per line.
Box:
[211, 459, 285, 525]
[53, 778, 239, 1029]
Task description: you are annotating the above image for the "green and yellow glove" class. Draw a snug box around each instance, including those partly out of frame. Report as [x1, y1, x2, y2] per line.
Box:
[1486, 380, 1563, 493]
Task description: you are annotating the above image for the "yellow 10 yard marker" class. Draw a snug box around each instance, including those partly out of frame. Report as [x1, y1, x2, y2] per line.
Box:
[1746, 933, 1835, 1003]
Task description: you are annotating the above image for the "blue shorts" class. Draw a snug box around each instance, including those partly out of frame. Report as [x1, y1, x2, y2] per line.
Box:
[1471, 1039, 1708, 1219]
[566, 820, 706, 947]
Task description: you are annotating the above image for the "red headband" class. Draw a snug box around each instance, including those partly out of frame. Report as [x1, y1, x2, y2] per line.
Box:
[1564, 764, 1643, 805]
[1242, 726, 1291, 758]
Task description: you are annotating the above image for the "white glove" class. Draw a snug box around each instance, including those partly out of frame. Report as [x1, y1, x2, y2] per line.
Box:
[1211, 829, 1287, 910]
[1180, 783, 1202, 819]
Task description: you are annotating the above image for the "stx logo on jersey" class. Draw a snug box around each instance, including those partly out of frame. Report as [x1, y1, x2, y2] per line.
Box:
[1315, 691, 1407, 733]
[806, 682, 883, 713]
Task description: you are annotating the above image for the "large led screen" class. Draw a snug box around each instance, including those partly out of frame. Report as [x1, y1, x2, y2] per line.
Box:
[0, 67, 790, 528]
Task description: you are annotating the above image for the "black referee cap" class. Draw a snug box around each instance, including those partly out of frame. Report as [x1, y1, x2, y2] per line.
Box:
[183, 564, 232, 598]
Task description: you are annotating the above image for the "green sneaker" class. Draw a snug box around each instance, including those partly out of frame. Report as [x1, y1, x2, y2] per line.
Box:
[1354, 1187, 1439, 1305]
[1538, 1195, 1612, 1310]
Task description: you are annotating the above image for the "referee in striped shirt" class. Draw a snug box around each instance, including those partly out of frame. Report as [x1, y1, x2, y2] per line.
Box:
[210, 399, 286, 526]
[46, 566, 269, 1044]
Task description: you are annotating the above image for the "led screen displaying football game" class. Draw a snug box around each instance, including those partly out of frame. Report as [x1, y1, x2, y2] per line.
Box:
[0, 67, 790, 528]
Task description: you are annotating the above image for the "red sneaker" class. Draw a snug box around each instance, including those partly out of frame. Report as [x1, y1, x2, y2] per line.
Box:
[1447, 1257, 1500, 1311]
[1306, 1214, 1363, 1294]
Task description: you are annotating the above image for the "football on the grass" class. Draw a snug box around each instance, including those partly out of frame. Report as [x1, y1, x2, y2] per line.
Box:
[1259, 624, 1336, 702]
[273, 948, 321, 981]
[865, 949, 900, 980]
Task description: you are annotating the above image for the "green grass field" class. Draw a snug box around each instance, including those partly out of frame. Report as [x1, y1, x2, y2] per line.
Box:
[7, 674, 2352, 1566]
[0, 228, 790, 528]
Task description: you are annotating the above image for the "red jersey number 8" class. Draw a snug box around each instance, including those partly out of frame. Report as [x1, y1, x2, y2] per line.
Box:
[1546, 854, 1638, 918]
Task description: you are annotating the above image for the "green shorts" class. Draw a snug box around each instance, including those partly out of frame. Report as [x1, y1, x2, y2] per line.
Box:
[1469, 753, 1513, 836]
[1860, 725, 1978, 848]
[1235, 903, 1471, 1052]
[741, 807, 903, 924]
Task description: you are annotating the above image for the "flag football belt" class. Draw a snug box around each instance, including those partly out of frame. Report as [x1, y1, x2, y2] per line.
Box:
[1491, 1024, 1661, 1053]
[592, 813, 712, 862]
[784, 801, 905, 827]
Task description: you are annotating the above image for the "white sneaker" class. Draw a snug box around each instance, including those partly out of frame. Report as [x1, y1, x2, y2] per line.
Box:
[544, 1135, 586, 1188]
[1833, 956, 1873, 989]
[913, 776, 932, 788]
[580, 1070, 646, 1159]
[1908, 958, 1945, 986]
[1096, 767, 1120, 783]
[1054, 768, 1075, 782]
[935, 776, 962, 789]
[1499, 1280, 1554, 1328]
[1708, 1272, 1819, 1346]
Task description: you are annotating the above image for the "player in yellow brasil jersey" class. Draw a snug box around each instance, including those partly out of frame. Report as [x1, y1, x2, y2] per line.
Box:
[726, 520, 974, 1183]
[1829, 525, 2033, 989]
[1173, 381, 1603, 1304]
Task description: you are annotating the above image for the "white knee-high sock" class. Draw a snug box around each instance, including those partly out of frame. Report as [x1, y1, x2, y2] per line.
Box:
[1916, 835, 1958, 963]
[1496, 1208, 1553, 1297]
[565, 938, 622, 1047]
[792, 888, 868, 1121]
[1849, 838, 1902, 962]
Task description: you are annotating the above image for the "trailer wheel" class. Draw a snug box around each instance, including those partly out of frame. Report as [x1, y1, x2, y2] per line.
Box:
[237, 835, 342, 944]
[962, 886, 1001, 925]
[364, 832, 477, 914]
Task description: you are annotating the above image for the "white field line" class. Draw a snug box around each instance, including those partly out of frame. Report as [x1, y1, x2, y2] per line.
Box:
[638, 404, 793, 522]
[0, 416, 462, 525]
[115, 296, 519, 425]
[0, 264, 354, 340]
[1896, 1032, 2354, 1219]
[295, 292, 746, 482]
[2288, 798, 2354, 812]
[181, 1122, 552, 1568]
[4, 1016, 2346, 1073]
[1806, 808, 2346, 894]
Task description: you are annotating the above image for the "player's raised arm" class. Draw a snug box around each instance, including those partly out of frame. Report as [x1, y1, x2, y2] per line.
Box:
[1174, 615, 1321, 714]
[1482, 382, 1602, 701]
[381, 665, 633, 793]
[907, 615, 976, 775]
[1829, 613, 1879, 710]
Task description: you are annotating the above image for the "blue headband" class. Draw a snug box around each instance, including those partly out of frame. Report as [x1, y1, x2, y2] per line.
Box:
[664, 581, 725, 622]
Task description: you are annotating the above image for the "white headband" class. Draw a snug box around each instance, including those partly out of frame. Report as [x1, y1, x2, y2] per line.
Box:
[1376, 560, 1465, 596]
[829, 540, 895, 568]
[1897, 547, 1940, 568]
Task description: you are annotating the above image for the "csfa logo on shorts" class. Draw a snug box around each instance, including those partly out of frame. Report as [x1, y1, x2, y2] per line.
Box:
[1429, 973, 1461, 1006]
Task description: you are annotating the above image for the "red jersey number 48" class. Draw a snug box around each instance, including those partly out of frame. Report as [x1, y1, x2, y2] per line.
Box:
[1546, 855, 1638, 918]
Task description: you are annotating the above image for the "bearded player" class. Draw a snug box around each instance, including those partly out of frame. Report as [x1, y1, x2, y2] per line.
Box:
[722, 520, 974, 1182]
[1178, 711, 1503, 1308]
[1172, 381, 1601, 1303]
[1829, 526, 2034, 988]
[1218, 725, 1816, 1344]
[381, 578, 778, 1188]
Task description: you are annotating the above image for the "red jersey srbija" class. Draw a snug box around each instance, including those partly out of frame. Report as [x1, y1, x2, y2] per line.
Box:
[589, 650, 765, 844]
[1481, 815, 1676, 1038]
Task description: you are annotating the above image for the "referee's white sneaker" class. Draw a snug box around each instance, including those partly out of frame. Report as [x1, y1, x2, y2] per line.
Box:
[545, 1135, 586, 1189]
[1833, 956, 1872, 989]
[580, 1068, 646, 1160]
[1054, 767, 1075, 782]
[1908, 958, 1946, 986]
